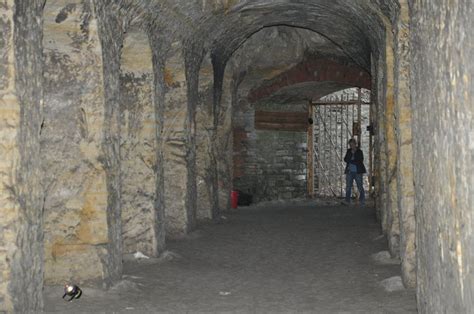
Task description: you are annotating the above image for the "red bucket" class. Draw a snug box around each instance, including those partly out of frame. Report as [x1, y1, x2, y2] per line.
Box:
[231, 190, 239, 209]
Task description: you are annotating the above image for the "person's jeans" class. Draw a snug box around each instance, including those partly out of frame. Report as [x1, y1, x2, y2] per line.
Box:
[345, 172, 365, 204]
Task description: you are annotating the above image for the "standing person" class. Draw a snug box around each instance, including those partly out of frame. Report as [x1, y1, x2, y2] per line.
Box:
[343, 139, 366, 205]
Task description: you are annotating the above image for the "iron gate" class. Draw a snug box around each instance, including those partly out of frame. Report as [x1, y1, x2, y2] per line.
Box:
[309, 88, 372, 198]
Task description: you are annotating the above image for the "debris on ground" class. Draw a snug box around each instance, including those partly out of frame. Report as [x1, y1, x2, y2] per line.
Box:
[133, 251, 150, 259]
[160, 250, 182, 261]
[123, 275, 143, 280]
[110, 280, 143, 292]
[372, 234, 385, 241]
[380, 276, 405, 292]
[371, 251, 401, 265]
[219, 291, 231, 296]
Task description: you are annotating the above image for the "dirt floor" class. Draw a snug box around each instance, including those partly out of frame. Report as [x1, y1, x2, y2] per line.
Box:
[44, 200, 417, 313]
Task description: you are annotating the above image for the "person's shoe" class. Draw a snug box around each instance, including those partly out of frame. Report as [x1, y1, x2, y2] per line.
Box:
[341, 200, 350, 206]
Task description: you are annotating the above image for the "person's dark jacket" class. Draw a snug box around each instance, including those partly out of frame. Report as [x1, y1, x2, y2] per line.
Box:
[344, 148, 367, 174]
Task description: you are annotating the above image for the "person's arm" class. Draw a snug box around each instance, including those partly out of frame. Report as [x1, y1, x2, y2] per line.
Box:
[344, 150, 351, 163]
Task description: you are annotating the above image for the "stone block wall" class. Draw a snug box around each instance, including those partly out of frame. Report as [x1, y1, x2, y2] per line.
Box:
[233, 103, 308, 202]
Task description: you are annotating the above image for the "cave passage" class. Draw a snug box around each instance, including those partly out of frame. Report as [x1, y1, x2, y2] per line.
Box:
[0, 1, 472, 313]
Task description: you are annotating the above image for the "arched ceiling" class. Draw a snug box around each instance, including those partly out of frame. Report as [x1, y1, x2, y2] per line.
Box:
[209, 1, 383, 70]
[224, 25, 371, 107]
[120, 0, 400, 70]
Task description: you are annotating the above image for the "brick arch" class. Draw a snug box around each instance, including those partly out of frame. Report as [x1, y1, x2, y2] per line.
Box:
[248, 57, 371, 103]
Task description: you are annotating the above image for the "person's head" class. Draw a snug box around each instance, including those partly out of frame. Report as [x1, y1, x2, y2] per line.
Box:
[348, 139, 358, 149]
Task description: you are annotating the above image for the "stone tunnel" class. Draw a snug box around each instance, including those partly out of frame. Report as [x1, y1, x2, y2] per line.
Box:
[0, 0, 472, 313]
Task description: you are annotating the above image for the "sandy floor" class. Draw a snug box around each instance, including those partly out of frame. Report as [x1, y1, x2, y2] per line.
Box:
[44, 200, 417, 313]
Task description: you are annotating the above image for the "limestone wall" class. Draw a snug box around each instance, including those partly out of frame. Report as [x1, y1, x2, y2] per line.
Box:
[196, 54, 233, 219]
[163, 41, 195, 237]
[148, 31, 167, 253]
[196, 54, 214, 220]
[42, 0, 110, 285]
[409, 0, 474, 312]
[393, 0, 416, 289]
[216, 69, 234, 210]
[120, 29, 157, 256]
[383, 31, 401, 259]
[93, 1, 128, 285]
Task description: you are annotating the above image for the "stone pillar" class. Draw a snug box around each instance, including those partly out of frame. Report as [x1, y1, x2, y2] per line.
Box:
[162, 42, 199, 237]
[385, 51, 400, 256]
[0, 0, 44, 311]
[394, 0, 416, 288]
[371, 57, 383, 223]
[196, 53, 233, 219]
[384, 36, 401, 258]
[216, 64, 234, 211]
[149, 31, 168, 253]
[196, 54, 215, 220]
[94, 2, 125, 285]
[120, 28, 161, 257]
[183, 46, 204, 230]
[42, 0, 110, 285]
[162, 42, 189, 237]
[371, 11, 402, 259]
[375, 58, 389, 234]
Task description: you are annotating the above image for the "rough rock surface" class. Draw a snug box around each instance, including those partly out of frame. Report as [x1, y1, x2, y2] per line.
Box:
[0, 0, 44, 312]
[162, 41, 196, 238]
[41, 0, 110, 285]
[120, 28, 157, 256]
[393, 0, 416, 288]
[409, 0, 474, 312]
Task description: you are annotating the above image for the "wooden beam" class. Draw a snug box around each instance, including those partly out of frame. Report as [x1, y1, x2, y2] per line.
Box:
[255, 122, 307, 131]
[255, 110, 308, 131]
